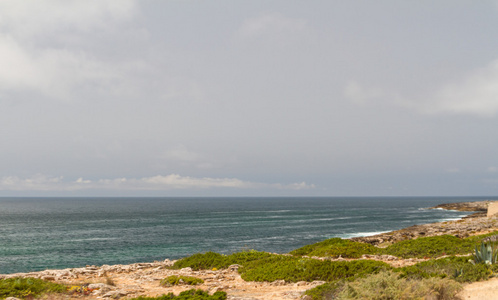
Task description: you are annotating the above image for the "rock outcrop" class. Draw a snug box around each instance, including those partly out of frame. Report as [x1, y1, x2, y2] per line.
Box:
[352, 200, 498, 246]
[430, 200, 491, 212]
[0, 259, 323, 300]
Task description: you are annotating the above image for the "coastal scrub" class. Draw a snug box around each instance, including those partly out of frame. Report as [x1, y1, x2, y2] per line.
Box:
[160, 276, 204, 286]
[290, 238, 378, 258]
[171, 250, 272, 271]
[129, 289, 226, 300]
[382, 235, 475, 258]
[396, 256, 491, 283]
[237, 256, 390, 282]
[336, 270, 462, 300]
[0, 277, 66, 299]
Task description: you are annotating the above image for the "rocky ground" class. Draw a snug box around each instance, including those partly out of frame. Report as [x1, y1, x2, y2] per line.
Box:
[0, 261, 325, 300]
[1, 200, 498, 300]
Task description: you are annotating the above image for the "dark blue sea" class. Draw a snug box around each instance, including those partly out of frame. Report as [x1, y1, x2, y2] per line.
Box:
[0, 196, 494, 274]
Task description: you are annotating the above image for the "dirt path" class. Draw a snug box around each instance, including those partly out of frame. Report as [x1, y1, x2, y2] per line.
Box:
[458, 277, 498, 300]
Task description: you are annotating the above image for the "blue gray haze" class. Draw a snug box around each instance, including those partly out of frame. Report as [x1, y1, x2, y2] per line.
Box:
[0, 197, 492, 274]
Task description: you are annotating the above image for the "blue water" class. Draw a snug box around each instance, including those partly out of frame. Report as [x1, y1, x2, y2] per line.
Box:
[0, 196, 494, 274]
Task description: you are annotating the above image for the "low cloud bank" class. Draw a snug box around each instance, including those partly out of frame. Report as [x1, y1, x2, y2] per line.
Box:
[0, 174, 316, 192]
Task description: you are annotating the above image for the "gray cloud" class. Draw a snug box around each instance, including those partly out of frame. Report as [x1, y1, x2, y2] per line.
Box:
[1, 1, 498, 196]
[0, 174, 315, 192]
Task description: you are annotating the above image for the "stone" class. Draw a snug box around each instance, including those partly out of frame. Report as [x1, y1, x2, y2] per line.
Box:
[41, 275, 55, 281]
[487, 202, 498, 217]
[88, 283, 115, 292]
[270, 280, 286, 286]
[228, 264, 241, 271]
[295, 281, 307, 286]
[103, 290, 129, 299]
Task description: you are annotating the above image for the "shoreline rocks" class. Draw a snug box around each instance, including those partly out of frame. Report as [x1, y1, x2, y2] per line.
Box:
[430, 200, 492, 212]
[352, 200, 498, 246]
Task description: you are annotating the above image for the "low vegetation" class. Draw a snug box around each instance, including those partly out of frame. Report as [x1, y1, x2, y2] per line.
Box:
[170, 231, 498, 299]
[290, 238, 378, 258]
[239, 256, 389, 282]
[292, 231, 498, 259]
[397, 256, 492, 283]
[171, 250, 272, 271]
[0, 277, 66, 299]
[129, 289, 226, 300]
[172, 250, 389, 283]
[337, 270, 462, 300]
[382, 235, 475, 258]
[304, 269, 465, 300]
[160, 276, 204, 286]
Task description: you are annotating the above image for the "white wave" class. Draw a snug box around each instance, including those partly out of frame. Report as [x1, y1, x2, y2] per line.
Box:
[67, 237, 118, 242]
[336, 231, 391, 239]
[441, 218, 462, 222]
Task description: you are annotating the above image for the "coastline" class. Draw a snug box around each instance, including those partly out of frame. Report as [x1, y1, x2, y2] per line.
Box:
[1, 200, 497, 300]
[352, 200, 497, 246]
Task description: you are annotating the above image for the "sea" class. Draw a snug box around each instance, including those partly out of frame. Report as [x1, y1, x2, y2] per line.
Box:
[0, 196, 495, 274]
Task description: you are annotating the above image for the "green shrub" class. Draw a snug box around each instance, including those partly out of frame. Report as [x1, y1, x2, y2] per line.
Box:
[239, 256, 390, 282]
[382, 235, 474, 258]
[160, 276, 204, 286]
[336, 270, 462, 300]
[171, 250, 272, 271]
[290, 238, 378, 258]
[0, 277, 67, 299]
[464, 231, 498, 244]
[172, 252, 227, 270]
[303, 281, 344, 300]
[396, 256, 491, 283]
[291, 232, 498, 262]
[129, 289, 226, 300]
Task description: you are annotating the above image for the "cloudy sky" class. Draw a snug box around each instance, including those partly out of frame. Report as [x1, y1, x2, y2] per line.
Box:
[1, 0, 498, 197]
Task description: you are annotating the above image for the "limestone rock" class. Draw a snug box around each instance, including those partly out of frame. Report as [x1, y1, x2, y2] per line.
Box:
[228, 264, 241, 272]
[103, 289, 129, 299]
[488, 202, 498, 217]
[88, 283, 115, 292]
[270, 280, 286, 286]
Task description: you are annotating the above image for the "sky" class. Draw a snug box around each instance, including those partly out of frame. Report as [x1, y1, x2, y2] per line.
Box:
[1, 0, 498, 197]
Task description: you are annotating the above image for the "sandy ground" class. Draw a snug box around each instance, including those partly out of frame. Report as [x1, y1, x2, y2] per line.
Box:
[458, 277, 498, 300]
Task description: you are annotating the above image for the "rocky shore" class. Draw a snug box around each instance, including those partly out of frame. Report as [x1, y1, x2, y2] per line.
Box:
[0, 260, 325, 300]
[352, 200, 498, 246]
[2, 200, 498, 300]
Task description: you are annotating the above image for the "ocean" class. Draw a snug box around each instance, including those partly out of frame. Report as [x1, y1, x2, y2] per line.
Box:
[0, 196, 494, 274]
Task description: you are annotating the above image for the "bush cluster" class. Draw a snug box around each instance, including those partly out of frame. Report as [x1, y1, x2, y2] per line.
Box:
[290, 238, 377, 258]
[0, 277, 66, 299]
[239, 256, 389, 282]
[130, 289, 226, 300]
[337, 270, 462, 300]
[173, 251, 389, 283]
[305, 270, 464, 300]
[160, 276, 204, 286]
[171, 250, 272, 271]
[292, 231, 498, 259]
[397, 256, 492, 283]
